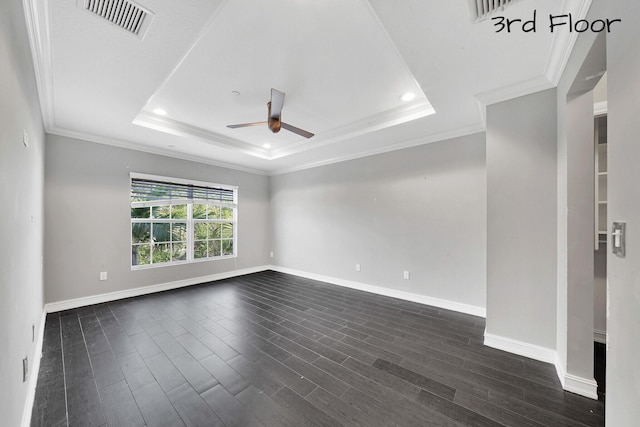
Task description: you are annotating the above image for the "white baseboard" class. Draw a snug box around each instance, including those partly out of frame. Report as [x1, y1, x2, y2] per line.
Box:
[594, 329, 606, 344]
[21, 308, 47, 427]
[484, 331, 557, 364]
[564, 373, 599, 400]
[485, 331, 598, 400]
[45, 266, 270, 313]
[268, 265, 486, 318]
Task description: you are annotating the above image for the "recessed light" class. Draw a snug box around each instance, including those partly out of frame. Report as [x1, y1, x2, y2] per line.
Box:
[153, 108, 167, 116]
[232, 90, 241, 96]
[168, 144, 175, 148]
[263, 143, 271, 149]
[400, 92, 416, 102]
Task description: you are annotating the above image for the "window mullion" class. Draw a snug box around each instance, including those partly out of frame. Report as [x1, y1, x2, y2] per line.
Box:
[187, 203, 193, 262]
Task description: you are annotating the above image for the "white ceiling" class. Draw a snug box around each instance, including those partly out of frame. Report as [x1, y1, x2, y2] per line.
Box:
[25, 0, 590, 175]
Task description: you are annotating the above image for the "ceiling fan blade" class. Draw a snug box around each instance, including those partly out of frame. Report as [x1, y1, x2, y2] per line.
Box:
[281, 122, 315, 139]
[270, 88, 285, 120]
[227, 121, 267, 129]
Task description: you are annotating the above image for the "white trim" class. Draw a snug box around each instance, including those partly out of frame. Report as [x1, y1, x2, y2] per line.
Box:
[21, 309, 47, 427]
[594, 101, 608, 116]
[484, 331, 557, 364]
[594, 329, 607, 344]
[556, 351, 599, 400]
[45, 266, 269, 313]
[564, 373, 599, 400]
[485, 331, 599, 400]
[268, 125, 485, 176]
[544, 0, 593, 85]
[268, 265, 486, 318]
[48, 127, 268, 176]
[22, 0, 55, 129]
[474, 75, 554, 108]
[555, 352, 567, 388]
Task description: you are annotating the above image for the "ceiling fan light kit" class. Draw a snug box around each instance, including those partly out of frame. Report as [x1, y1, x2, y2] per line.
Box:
[227, 88, 315, 139]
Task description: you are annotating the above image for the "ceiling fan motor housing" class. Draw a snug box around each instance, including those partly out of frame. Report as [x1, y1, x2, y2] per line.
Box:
[267, 101, 281, 133]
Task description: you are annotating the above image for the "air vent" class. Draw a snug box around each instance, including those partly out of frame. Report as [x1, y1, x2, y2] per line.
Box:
[80, 0, 153, 38]
[469, 0, 514, 21]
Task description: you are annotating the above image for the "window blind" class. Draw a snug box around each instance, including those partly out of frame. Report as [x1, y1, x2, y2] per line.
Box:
[131, 178, 235, 204]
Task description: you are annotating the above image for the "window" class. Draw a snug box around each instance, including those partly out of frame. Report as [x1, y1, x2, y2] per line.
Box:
[130, 173, 237, 268]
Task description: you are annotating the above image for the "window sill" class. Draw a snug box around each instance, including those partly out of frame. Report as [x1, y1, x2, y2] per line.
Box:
[131, 254, 237, 271]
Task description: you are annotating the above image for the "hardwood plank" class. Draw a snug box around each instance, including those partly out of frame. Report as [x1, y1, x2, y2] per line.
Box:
[201, 384, 265, 427]
[236, 385, 304, 427]
[200, 353, 251, 396]
[227, 354, 285, 396]
[172, 352, 219, 394]
[416, 389, 503, 427]
[132, 382, 186, 427]
[31, 271, 604, 427]
[66, 377, 105, 426]
[117, 350, 156, 391]
[166, 382, 224, 427]
[372, 358, 455, 401]
[100, 379, 146, 427]
[271, 386, 342, 427]
[282, 354, 350, 398]
[144, 352, 187, 392]
[89, 349, 124, 390]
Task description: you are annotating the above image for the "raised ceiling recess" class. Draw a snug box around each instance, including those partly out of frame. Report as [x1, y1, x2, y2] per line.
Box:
[132, 0, 434, 161]
[25, 0, 589, 174]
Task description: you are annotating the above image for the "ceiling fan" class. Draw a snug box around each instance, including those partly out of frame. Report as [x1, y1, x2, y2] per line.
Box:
[227, 88, 314, 139]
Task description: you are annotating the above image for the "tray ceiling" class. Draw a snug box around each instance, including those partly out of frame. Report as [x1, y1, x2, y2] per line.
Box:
[24, 0, 590, 174]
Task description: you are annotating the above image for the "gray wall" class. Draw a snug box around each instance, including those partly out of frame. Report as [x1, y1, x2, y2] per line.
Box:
[44, 135, 271, 304]
[566, 88, 598, 378]
[555, 6, 606, 387]
[0, 0, 46, 425]
[564, 89, 597, 378]
[607, 0, 640, 423]
[486, 89, 558, 349]
[270, 133, 487, 309]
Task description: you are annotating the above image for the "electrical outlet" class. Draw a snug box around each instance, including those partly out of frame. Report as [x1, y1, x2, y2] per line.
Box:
[99, 271, 108, 281]
[355, 264, 361, 272]
[270, 251, 274, 258]
[32, 324, 35, 342]
[403, 271, 410, 280]
[23, 357, 28, 382]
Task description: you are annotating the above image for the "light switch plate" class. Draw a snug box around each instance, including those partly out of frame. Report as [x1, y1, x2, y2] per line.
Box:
[612, 222, 626, 257]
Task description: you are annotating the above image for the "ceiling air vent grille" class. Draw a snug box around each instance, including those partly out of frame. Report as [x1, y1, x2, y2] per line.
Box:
[470, 0, 514, 21]
[81, 0, 152, 37]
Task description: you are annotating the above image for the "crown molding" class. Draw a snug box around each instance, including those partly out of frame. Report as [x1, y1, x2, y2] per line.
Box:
[270, 98, 435, 160]
[133, 98, 435, 163]
[474, 0, 593, 112]
[269, 124, 484, 176]
[132, 112, 271, 160]
[47, 126, 269, 176]
[22, 0, 55, 129]
[475, 75, 555, 109]
[544, 0, 593, 86]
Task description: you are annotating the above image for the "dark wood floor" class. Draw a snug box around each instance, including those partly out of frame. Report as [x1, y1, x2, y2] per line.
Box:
[31, 271, 604, 426]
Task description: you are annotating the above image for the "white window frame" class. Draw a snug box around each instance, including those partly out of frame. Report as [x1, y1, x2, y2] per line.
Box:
[130, 172, 238, 270]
